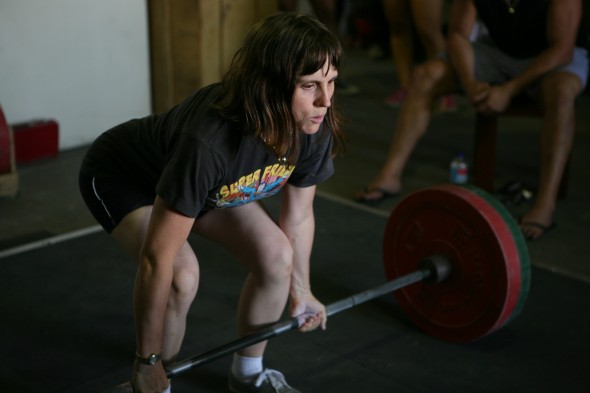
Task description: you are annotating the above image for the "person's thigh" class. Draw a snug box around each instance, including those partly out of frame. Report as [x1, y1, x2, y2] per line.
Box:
[410, 0, 443, 35]
[473, 43, 589, 97]
[193, 201, 291, 274]
[472, 41, 516, 85]
[112, 204, 201, 298]
[383, 0, 411, 27]
[111, 205, 153, 258]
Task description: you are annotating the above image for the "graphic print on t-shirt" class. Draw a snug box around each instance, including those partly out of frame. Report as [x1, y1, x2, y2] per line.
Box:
[216, 162, 295, 207]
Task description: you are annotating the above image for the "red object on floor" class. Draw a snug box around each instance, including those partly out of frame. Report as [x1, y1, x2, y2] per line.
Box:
[12, 119, 59, 164]
[0, 105, 10, 173]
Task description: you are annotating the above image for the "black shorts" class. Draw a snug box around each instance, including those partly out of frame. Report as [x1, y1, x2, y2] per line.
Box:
[78, 171, 156, 233]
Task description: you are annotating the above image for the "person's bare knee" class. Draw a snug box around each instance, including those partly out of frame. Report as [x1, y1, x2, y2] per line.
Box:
[538, 72, 582, 110]
[254, 236, 293, 287]
[168, 246, 200, 315]
[249, 237, 294, 287]
[409, 60, 452, 96]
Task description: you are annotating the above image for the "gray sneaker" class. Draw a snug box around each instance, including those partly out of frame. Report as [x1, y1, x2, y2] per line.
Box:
[228, 368, 301, 393]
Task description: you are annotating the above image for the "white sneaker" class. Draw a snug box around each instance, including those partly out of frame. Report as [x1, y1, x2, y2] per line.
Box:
[228, 368, 301, 393]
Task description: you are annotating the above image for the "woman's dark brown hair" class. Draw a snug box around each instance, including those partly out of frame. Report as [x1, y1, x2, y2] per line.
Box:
[216, 12, 345, 164]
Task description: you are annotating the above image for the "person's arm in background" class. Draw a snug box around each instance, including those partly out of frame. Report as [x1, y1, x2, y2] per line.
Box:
[448, 0, 582, 114]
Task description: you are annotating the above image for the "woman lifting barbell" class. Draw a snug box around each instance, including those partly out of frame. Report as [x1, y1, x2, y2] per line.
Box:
[79, 12, 345, 393]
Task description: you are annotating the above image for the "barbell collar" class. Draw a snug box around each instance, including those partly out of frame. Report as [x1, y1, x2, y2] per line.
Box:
[418, 255, 452, 284]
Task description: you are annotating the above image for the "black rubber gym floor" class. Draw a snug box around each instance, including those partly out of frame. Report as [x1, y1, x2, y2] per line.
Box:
[2, 195, 589, 393]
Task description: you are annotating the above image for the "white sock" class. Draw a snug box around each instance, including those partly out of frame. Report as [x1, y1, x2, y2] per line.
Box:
[232, 353, 263, 380]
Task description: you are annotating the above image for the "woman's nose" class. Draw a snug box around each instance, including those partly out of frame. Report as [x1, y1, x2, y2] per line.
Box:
[316, 85, 332, 107]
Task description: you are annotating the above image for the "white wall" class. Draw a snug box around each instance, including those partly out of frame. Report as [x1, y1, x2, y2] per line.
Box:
[0, 0, 151, 150]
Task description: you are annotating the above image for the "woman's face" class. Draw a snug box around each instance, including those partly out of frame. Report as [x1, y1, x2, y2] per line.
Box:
[291, 60, 338, 135]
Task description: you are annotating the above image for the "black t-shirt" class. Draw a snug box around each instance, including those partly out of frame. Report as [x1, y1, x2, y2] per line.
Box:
[81, 83, 334, 217]
[474, 0, 587, 59]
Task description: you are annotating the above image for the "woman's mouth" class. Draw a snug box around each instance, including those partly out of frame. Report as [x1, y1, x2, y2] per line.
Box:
[310, 115, 325, 124]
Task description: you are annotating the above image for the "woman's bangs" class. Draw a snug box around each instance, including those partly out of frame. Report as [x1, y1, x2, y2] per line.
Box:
[298, 40, 341, 76]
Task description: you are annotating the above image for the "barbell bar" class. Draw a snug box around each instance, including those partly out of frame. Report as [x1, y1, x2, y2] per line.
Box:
[169, 255, 449, 378]
[107, 256, 450, 392]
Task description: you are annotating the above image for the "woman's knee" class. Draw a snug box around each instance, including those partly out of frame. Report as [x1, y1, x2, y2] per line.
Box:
[169, 245, 200, 311]
[253, 238, 294, 285]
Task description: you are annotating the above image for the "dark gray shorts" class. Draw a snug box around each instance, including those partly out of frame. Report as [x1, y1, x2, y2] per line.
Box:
[473, 39, 589, 94]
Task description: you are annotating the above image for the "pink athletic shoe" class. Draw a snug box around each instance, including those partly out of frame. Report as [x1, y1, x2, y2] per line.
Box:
[383, 89, 406, 108]
[439, 94, 458, 112]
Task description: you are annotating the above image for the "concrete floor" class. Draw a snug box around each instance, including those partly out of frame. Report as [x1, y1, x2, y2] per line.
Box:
[2, 49, 589, 282]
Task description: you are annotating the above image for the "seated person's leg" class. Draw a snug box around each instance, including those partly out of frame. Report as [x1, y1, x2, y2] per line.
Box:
[471, 40, 514, 96]
[519, 48, 588, 240]
[411, 0, 445, 59]
[354, 57, 456, 203]
[383, 0, 414, 106]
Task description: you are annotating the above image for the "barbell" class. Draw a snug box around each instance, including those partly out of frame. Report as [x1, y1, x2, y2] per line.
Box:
[106, 184, 530, 392]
